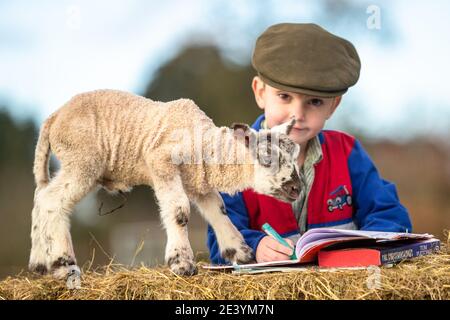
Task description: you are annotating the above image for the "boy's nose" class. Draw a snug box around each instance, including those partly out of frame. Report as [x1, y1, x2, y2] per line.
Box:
[290, 104, 306, 122]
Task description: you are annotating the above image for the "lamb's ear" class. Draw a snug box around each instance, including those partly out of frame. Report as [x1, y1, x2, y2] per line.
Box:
[232, 123, 255, 148]
[271, 117, 296, 135]
[231, 123, 251, 132]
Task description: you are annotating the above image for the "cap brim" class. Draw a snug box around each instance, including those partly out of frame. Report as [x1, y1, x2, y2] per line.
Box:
[258, 73, 347, 98]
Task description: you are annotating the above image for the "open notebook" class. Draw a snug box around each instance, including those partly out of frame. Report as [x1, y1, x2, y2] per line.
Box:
[203, 228, 436, 270]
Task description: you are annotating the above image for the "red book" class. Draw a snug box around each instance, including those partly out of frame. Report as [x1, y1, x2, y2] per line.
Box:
[318, 238, 440, 268]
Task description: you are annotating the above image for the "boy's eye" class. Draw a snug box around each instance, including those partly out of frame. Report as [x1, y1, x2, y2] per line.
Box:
[277, 93, 291, 101]
[309, 98, 323, 106]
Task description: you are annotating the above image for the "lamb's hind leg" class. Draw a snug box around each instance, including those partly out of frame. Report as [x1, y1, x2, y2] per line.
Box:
[30, 166, 99, 286]
[152, 174, 197, 276]
[194, 191, 254, 264]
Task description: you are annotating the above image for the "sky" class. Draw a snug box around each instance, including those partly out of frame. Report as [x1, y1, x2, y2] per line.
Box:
[1, 0, 450, 141]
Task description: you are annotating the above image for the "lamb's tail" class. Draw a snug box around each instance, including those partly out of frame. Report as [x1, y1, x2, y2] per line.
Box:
[33, 113, 57, 190]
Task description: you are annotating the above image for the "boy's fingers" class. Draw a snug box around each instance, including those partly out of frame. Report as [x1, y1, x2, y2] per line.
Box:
[276, 239, 294, 255]
[285, 238, 294, 248]
[266, 238, 294, 255]
[267, 250, 290, 261]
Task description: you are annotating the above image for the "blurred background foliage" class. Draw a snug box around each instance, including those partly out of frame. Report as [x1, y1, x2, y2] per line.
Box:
[145, 45, 258, 126]
[0, 0, 449, 279]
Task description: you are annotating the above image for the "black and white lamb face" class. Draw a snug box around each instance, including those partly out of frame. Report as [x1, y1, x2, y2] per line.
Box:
[231, 119, 305, 203]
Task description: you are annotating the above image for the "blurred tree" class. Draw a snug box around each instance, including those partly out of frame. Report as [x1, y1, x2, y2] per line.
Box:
[143, 45, 260, 127]
[0, 108, 37, 277]
[0, 108, 36, 169]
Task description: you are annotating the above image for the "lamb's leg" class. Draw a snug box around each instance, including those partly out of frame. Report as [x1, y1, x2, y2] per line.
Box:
[152, 174, 197, 276]
[194, 191, 254, 264]
[29, 167, 98, 287]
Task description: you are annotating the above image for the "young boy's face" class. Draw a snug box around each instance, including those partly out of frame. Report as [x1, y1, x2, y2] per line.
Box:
[252, 76, 341, 148]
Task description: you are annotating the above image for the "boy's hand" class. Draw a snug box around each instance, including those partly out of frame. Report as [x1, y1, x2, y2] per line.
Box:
[256, 236, 295, 263]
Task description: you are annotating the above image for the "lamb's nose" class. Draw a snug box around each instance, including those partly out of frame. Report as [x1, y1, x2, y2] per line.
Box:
[282, 180, 300, 199]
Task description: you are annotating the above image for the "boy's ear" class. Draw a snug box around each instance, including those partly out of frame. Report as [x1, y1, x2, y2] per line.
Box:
[252, 76, 266, 110]
[231, 123, 255, 148]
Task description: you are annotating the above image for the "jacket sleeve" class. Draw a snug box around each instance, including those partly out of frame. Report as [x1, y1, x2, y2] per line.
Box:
[206, 191, 266, 265]
[348, 139, 413, 233]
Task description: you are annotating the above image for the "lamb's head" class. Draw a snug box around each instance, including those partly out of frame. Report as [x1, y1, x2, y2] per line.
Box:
[232, 118, 305, 203]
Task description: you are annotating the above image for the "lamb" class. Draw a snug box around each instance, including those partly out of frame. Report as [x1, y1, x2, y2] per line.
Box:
[29, 89, 304, 286]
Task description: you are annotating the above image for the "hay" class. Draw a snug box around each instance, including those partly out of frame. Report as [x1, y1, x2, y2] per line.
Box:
[1, 245, 449, 300]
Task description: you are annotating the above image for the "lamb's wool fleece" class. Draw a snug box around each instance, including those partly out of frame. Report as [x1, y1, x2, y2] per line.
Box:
[31, 89, 302, 280]
[38, 89, 254, 197]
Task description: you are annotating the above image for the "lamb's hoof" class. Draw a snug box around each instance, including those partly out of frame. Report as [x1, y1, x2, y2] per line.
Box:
[222, 243, 255, 264]
[51, 263, 81, 289]
[169, 260, 198, 276]
[29, 263, 48, 275]
[65, 265, 81, 290]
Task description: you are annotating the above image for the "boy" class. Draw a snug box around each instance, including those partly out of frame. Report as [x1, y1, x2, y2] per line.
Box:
[207, 23, 412, 264]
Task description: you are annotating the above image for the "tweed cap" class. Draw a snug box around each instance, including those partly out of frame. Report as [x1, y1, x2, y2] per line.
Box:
[252, 23, 361, 97]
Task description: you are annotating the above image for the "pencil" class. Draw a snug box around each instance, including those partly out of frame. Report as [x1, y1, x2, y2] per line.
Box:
[262, 223, 297, 260]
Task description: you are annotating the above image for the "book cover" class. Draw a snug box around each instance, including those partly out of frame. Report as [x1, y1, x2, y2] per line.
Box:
[318, 238, 441, 268]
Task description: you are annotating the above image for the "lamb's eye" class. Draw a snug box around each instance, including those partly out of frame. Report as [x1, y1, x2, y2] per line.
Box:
[258, 148, 272, 167]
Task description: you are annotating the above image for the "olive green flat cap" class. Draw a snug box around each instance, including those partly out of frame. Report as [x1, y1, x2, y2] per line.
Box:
[252, 23, 361, 97]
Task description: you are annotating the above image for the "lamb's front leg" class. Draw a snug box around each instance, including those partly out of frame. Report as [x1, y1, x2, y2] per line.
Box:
[152, 175, 197, 276]
[194, 191, 254, 264]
